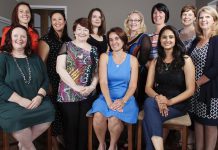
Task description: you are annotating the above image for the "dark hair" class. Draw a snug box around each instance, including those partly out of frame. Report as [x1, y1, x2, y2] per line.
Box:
[72, 18, 89, 32]
[107, 27, 128, 52]
[11, 2, 34, 28]
[1, 25, 32, 56]
[151, 3, 169, 24]
[180, 4, 197, 17]
[156, 25, 185, 71]
[48, 10, 71, 42]
[88, 8, 106, 36]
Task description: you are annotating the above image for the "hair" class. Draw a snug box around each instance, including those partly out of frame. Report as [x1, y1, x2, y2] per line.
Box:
[88, 8, 106, 36]
[151, 3, 169, 24]
[11, 2, 33, 27]
[196, 6, 218, 39]
[124, 10, 147, 36]
[156, 25, 185, 71]
[0, 25, 32, 56]
[180, 4, 197, 18]
[48, 10, 71, 42]
[72, 18, 89, 32]
[107, 27, 128, 52]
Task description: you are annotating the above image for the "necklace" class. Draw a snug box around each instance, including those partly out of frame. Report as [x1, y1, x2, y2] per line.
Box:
[13, 57, 32, 84]
[113, 51, 123, 68]
[164, 62, 171, 71]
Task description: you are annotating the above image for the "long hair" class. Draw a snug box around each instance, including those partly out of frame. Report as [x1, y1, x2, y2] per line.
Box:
[0, 25, 32, 56]
[88, 8, 106, 36]
[48, 10, 71, 42]
[156, 25, 185, 71]
[107, 27, 128, 52]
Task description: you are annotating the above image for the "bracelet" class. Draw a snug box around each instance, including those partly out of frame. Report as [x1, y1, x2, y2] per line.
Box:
[37, 93, 45, 98]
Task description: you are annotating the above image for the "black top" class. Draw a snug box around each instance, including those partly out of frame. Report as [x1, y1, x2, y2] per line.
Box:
[87, 35, 107, 57]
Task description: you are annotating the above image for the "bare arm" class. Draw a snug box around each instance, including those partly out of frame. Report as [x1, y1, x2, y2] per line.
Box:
[38, 40, 49, 63]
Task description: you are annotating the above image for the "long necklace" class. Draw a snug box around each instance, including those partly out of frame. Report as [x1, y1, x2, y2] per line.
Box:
[164, 62, 171, 71]
[13, 57, 31, 84]
[113, 51, 123, 67]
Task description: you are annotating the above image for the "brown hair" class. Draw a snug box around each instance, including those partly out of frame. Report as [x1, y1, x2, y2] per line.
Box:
[180, 4, 197, 17]
[72, 18, 89, 32]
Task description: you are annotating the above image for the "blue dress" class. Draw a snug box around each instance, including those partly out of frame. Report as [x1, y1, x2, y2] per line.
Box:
[87, 53, 138, 124]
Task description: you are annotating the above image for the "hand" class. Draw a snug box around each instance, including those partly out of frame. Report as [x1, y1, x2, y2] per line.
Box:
[159, 103, 169, 117]
[18, 98, 32, 108]
[81, 86, 95, 97]
[156, 94, 170, 106]
[110, 99, 124, 112]
[73, 85, 86, 93]
[27, 96, 43, 109]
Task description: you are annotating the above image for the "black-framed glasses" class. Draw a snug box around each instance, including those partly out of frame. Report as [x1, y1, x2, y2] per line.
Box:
[128, 19, 141, 23]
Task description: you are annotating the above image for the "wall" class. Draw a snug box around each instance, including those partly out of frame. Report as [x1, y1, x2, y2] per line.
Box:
[1, 0, 196, 37]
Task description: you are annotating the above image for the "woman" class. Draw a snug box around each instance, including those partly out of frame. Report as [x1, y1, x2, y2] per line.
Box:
[188, 6, 218, 150]
[1, 2, 39, 53]
[179, 5, 197, 52]
[87, 8, 108, 57]
[149, 3, 169, 59]
[124, 10, 151, 108]
[0, 25, 54, 150]
[56, 18, 98, 150]
[143, 25, 195, 150]
[38, 10, 71, 149]
[87, 27, 139, 150]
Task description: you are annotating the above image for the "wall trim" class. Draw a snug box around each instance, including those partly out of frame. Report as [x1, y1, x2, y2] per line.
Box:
[0, 16, 11, 25]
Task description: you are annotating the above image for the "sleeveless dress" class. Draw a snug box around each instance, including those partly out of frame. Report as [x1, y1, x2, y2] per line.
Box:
[87, 53, 138, 124]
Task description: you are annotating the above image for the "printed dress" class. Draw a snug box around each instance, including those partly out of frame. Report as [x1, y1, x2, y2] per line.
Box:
[87, 53, 139, 124]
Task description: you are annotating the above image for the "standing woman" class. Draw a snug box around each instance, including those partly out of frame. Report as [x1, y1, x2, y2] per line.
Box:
[188, 6, 218, 150]
[38, 10, 71, 149]
[124, 10, 151, 108]
[87, 8, 108, 57]
[56, 18, 98, 150]
[179, 5, 197, 52]
[143, 25, 195, 150]
[1, 2, 39, 53]
[149, 3, 169, 59]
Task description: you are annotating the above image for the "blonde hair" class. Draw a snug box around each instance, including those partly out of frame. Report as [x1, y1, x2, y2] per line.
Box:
[196, 6, 218, 38]
[124, 10, 147, 36]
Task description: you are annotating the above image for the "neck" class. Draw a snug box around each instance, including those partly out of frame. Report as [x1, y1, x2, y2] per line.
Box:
[20, 22, 28, 28]
[155, 24, 165, 34]
[74, 39, 87, 44]
[113, 49, 123, 56]
[183, 24, 195, 32]
[56, 31, 63, 39]
[11, 50, 26, 58]
[92, 27, 98, 35]
[202, 29, 212, 39]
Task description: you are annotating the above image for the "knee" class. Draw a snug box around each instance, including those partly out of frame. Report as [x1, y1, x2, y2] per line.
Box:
[108, 117, 123, 128]
[93, 112, 106, 126]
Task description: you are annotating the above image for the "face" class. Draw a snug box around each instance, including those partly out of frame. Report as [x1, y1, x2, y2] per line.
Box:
[51, 13, 66, 32]
[198, 11, 215, 31]
[18, 4, 31, 26]
[74, 24, 89, 41]
[181, 10, 196, 26]
[153, 9, 166, 25]
[11, 27, 27, 51]
[109, 32, 124, 52]
[91, 10, 102, 28]
[160, 29, 175, 51]
[128, 13, 141, 32]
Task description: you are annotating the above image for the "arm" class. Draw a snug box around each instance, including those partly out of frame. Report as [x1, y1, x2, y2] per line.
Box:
[38, 40, 49, 63]
[0, 27, 10, 47]
[138, 34, 151, 67]
[99, 53, 113, 107]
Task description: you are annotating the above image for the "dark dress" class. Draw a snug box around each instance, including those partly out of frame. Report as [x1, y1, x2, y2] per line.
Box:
[127, 33, 151, 108]
[0, 52, 54, 132]
[40, 33, 71, 136]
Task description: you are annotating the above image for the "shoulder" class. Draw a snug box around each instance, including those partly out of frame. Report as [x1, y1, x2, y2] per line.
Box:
[2, 26, 11, 34]
[0, 52, 9, 59]
[209, 35, 218, 43]
[183, 55, 192, 62]
[130, 54, 138, 66]
[40, 33, 49, 41]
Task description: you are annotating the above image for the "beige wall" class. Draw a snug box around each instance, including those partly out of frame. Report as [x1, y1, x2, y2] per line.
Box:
[1, 0, 196, 37]
[0, 0, 17, 20]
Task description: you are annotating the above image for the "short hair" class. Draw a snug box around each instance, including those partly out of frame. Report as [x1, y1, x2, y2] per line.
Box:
[72, 18, 89, 32]
[88, 8, 106, 36]
[124, 10, 147, 35]
[180, 4, 197, 18]
[196, 6, 218, 38]
[107, 27, 128, 52]
[11, 2, 33, 27]
[1, 25, 32, 56]
[151, 3, 169, 24]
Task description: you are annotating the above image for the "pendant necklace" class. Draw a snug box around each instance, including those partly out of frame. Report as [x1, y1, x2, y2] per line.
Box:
[164, 62, 171, 71]
[13, 57, 32, 84]
[113, 51, 122, 68]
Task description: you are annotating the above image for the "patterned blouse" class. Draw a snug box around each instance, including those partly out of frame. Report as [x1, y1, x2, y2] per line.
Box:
[57, 42, 98, 102]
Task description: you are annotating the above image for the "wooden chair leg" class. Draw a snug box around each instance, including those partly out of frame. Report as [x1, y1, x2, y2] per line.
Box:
[137, 120, 142, 150]
[88, 117, 93, 150]
[47, 126, 52, 150]
[181, 127, 188, 150]
[3, 132, 9, 150]
[127, 124, 132, 150]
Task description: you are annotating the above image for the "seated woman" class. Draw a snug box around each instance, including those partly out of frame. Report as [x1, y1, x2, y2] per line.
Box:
[0, 25, 54, 150]
[87, 27, 139, 150]
[143, 25, 195, 150]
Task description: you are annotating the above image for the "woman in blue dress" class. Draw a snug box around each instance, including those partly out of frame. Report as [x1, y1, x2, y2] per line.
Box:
[87, 27, 139, 150]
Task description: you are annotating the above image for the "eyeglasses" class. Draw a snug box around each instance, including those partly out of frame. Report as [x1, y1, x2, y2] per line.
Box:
[128, 19, 141, 23]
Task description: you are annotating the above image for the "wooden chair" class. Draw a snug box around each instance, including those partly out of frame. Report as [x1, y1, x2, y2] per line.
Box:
[1, 126, 52, 150]
[87, 114, 133, 150]
[137, 110, 191, 150]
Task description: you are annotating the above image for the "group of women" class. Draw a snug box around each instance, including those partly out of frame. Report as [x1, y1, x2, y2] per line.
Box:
[0, 1, 218, 150]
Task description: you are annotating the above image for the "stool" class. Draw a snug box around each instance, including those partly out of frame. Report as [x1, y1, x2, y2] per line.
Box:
[87, 114, 133, 150]
[1, 126, 52, 150]
[137, 111, 191, 150]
